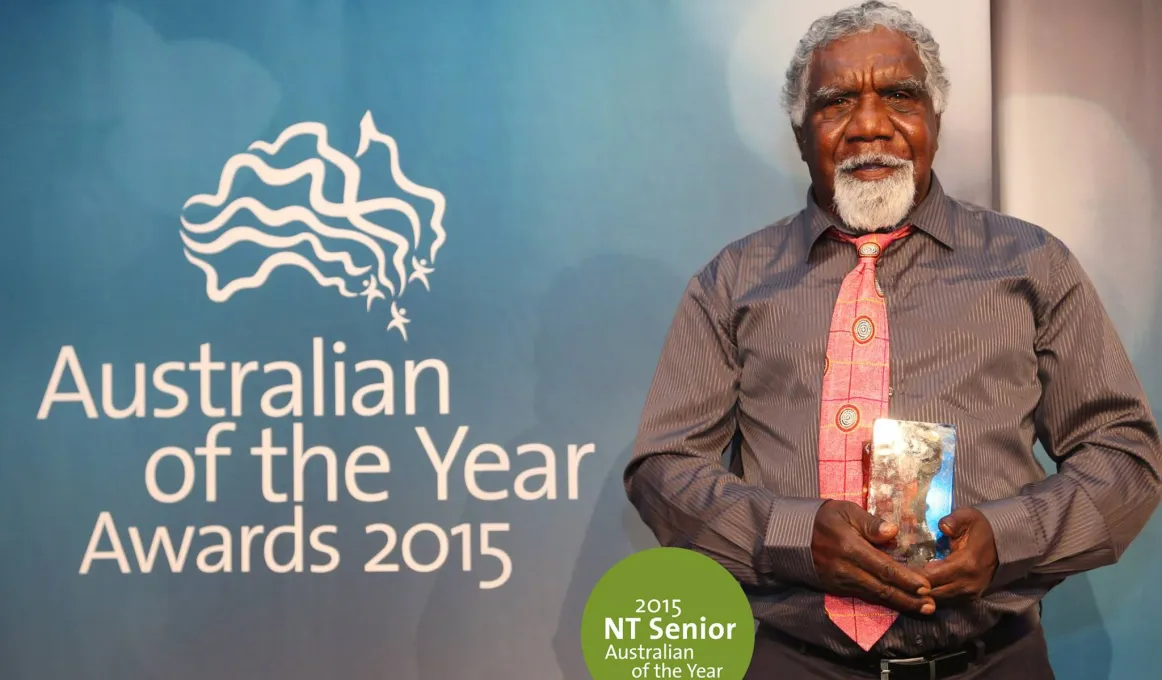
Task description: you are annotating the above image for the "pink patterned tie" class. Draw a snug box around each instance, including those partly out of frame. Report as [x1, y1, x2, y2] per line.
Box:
[818, 225, 913, 650]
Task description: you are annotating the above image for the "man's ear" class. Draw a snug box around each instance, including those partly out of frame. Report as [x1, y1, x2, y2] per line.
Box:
[793, 124, 807, 161]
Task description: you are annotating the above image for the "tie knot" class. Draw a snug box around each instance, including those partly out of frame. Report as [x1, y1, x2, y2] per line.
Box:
[829, 225, 913, 260]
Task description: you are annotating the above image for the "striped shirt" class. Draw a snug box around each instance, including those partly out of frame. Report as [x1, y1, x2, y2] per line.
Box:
[623, 172, 1162, 658]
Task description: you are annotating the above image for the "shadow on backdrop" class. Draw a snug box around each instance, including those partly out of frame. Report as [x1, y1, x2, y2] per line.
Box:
[1041, 574, 1111, 680]
[551, 443, 661, 678]
[414, 253, 684, 680]
[1033, 310, 1162, 680]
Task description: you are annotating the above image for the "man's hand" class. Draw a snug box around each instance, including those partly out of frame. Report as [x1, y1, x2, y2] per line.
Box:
[921, 507, 999, 601]
[812, 500, 935, 615]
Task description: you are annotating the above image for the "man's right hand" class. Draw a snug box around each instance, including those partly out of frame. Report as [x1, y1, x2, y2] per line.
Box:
[811, 500, 936, 615]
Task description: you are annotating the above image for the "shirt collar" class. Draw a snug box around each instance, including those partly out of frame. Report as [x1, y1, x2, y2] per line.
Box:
[801, 171, 957, 261]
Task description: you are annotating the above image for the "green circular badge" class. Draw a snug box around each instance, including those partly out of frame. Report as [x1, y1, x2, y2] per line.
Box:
[581, 547, 756, 680]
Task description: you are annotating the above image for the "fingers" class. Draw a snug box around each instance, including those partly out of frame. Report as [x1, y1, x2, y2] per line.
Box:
[870, 572, 936, 614]
[921, 553, 961, 585]
[846, 536, 930, 594]
[816, 501, 937, 614]
[928, 583, 973, 601]
[929, 574, 978, 601]
[834, 532, 936, 614]
[938, 507, 976, 538]
[830, 558, 935, 614]
[922, 551, 986, 601]
[854, 508, 898, 545]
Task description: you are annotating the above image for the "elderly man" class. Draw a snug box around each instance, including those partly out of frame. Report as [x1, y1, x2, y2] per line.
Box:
[623, 2, 1161, 679]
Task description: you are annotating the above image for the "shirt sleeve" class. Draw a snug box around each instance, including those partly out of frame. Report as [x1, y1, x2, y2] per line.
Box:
[623, 253, 824, 590]
[976, 237, 1162, 588]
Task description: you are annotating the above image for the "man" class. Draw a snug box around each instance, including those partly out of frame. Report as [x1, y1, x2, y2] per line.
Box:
[623, 2, 1162, 678]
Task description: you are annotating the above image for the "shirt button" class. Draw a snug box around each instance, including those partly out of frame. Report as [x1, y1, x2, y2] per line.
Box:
[914, 635, 923, 645]
[888, 387, 895, 396]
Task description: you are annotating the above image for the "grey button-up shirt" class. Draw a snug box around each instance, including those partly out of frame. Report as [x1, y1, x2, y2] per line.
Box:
[624, 172, 1162, 658]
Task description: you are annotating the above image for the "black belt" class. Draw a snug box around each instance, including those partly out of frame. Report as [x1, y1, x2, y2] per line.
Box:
[757, 609, 1037, 679]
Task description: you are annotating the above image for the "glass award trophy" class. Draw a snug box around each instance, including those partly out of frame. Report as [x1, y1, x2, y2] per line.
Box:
[864, 419, 956, 566]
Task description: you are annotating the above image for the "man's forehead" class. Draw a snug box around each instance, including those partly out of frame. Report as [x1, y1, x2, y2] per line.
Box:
[809, 29, 925, 86]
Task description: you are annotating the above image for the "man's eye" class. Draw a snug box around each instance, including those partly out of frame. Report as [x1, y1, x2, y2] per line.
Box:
[886, 91, 911, 101]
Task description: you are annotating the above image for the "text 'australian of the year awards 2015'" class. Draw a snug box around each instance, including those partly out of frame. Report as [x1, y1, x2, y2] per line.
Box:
[35, 337, 597, 589]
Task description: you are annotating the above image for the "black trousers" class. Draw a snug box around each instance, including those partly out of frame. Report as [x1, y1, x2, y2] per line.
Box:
[744, 623, 1055, 679]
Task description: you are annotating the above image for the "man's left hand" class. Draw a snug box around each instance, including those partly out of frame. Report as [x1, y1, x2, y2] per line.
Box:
[921, 507, 998, 601]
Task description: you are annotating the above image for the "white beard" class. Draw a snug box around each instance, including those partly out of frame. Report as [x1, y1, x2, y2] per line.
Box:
[832, 153, 916, 232]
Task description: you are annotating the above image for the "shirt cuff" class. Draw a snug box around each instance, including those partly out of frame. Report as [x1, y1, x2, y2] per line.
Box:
[763, 496, 825, 589]
[974, 495, 1042, 589]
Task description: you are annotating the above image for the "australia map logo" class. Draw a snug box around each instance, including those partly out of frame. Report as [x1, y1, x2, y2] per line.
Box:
[180, 111, 446, 341]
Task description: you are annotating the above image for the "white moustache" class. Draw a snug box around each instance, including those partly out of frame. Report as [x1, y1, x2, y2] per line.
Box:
[837, 152, 910, 174]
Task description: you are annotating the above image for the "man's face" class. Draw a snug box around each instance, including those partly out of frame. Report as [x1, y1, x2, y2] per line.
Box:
[795, 27, 940, 230]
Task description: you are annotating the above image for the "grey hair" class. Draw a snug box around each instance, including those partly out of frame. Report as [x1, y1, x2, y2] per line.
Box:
[781, 1, 949, 128]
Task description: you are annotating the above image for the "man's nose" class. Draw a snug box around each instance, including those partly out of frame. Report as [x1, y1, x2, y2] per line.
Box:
[846, 94, 894, 142]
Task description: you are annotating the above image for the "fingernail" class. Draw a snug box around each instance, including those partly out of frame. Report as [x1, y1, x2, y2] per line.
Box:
[882, 523, 897, 533]
[921, 603, 935, 615]
[917, 587, 930, 596]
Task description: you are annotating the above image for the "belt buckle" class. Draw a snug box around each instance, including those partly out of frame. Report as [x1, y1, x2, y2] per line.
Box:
[879, 656, 934, 680]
